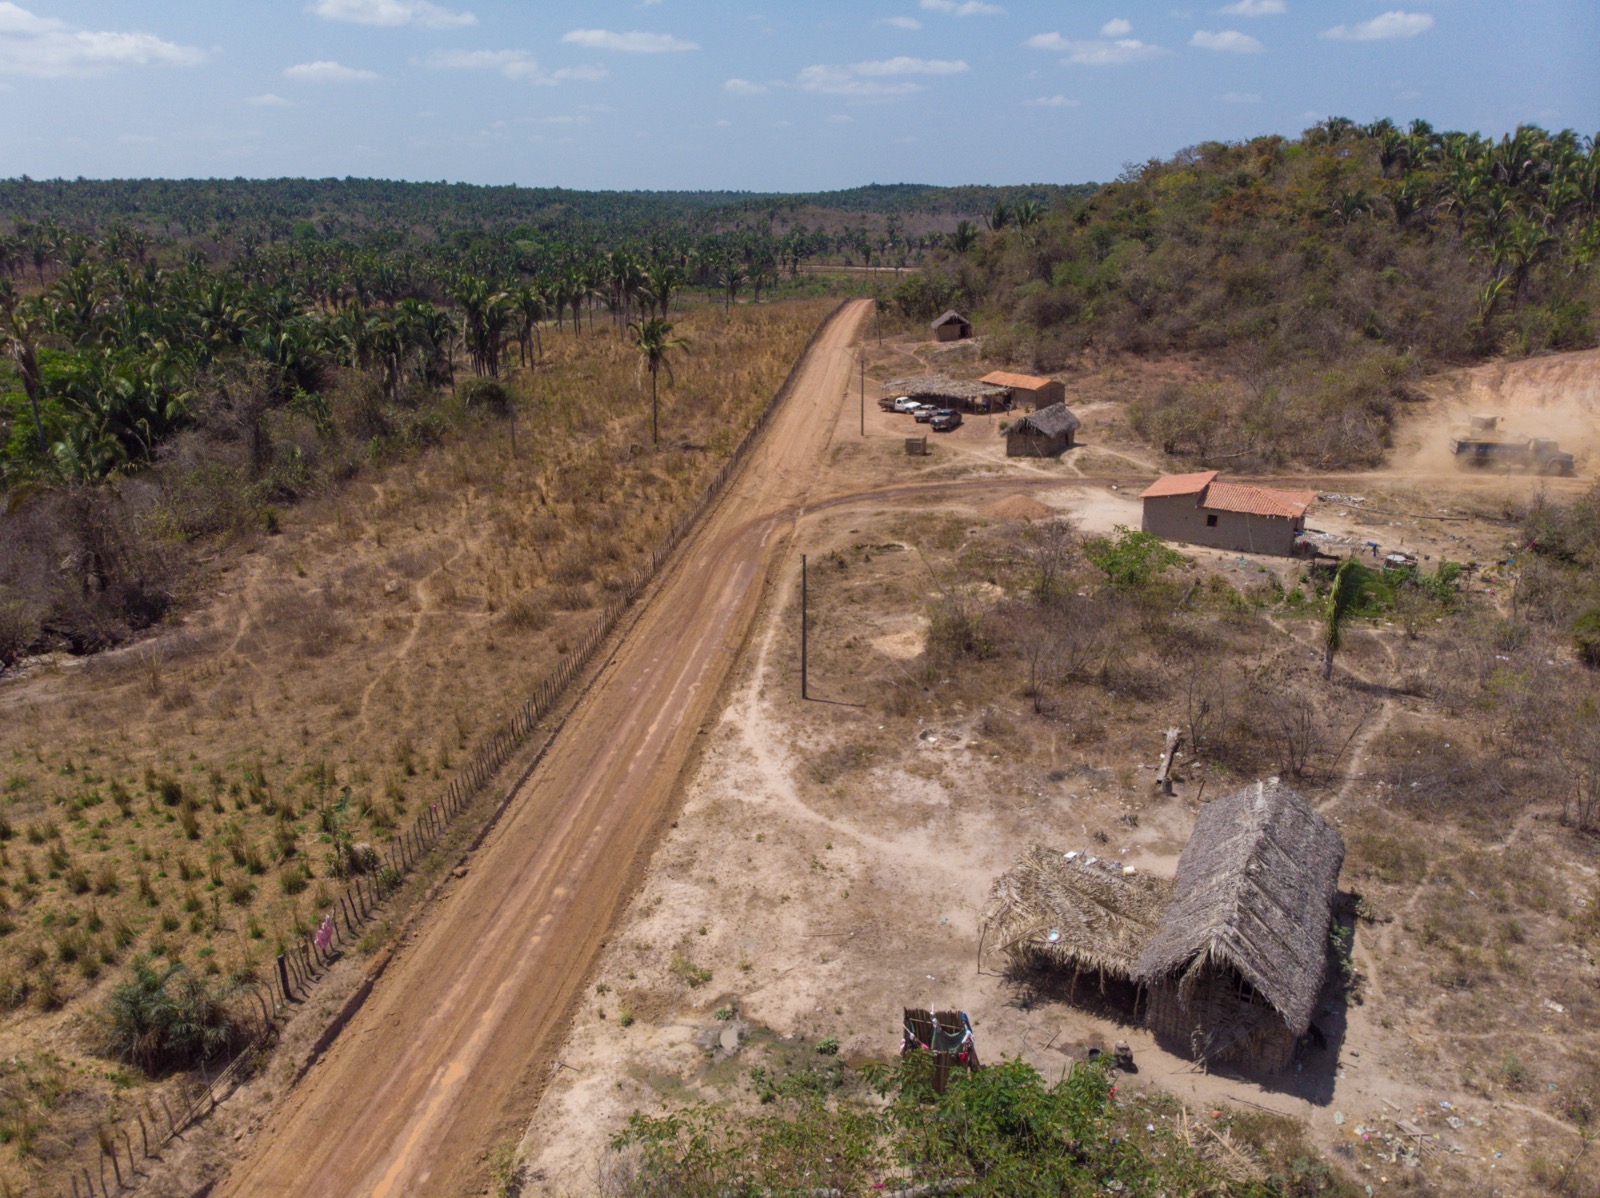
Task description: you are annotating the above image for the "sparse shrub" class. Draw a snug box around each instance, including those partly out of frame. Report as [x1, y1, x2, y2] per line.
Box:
[669, 950, 712, 989]
[1575, 609, 1600, 668]
[279, 863, 311, 896]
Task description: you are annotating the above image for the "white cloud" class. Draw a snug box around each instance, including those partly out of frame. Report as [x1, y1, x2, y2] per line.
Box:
[560, 28, 698, 53]
[723, 77, 768, 95]
[1219, 0, 1285, 14]
[247, 93, 292, 106]
[715, 118, 732, 127]
[1101, 18, 1132, 36]
[1218, 90, 1261, 103]
[827, 113, 853, 123]
[1025, 94, 1079, 107]
[797, 55, 967, 96]
[1320, 11, 1434, 41]
[284, 59, 380, 82]
[1026, 32, 1169, 65]
[919, 0, 1004, 15]
[423, 48, 605, 83]
[881, 16, 923, 29]
[0, 2, 205, 77]
[1191, 29, 1263, 52]
[309, 0, 475, 28]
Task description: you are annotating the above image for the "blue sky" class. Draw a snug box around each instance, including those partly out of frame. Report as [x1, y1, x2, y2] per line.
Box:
[0, 1, 1595, 190]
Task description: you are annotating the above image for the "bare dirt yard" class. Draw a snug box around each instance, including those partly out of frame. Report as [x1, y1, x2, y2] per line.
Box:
[520, 329, 1600, 1198]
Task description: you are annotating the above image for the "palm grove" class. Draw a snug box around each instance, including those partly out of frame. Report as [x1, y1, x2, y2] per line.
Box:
[0, 181, 1044, 665]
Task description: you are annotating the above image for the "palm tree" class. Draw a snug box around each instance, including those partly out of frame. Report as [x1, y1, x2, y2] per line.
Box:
[948, 220, 978, 254]
[1323, 558, 1374, 680]
[628, 317, 688, 447]
[0, 283, 47, 455]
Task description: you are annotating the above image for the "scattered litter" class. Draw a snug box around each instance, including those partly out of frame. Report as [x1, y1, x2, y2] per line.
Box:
[1447, 1116, 1464, 1130]
[1334, 1111, 1346, 1126]
[1544, 999, 1566, 1014]
[1045, 929, 1061, 943]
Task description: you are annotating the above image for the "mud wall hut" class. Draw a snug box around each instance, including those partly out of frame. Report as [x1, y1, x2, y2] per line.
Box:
[1134, 779, 1345, 1073]
[1005, 403, 1081, 457]
[931, 311, 972, 342]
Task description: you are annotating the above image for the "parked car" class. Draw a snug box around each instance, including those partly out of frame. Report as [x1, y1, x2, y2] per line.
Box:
[878, 395, 905, 412]
[913, 405, 939, 423]
[930, 409, 962, 432]
[891, 396, 922, 413]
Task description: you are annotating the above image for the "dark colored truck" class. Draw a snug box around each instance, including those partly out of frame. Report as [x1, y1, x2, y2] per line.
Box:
[1450, 416, 1576, 475]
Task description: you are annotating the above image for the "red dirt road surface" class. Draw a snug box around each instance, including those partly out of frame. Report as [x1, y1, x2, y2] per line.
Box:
[218, 300, 871, 1197]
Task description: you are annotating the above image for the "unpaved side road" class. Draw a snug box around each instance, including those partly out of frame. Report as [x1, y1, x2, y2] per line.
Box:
[217, 300, 871, 1198]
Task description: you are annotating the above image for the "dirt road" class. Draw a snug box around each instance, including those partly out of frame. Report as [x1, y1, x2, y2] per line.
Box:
[217, 300, 871, 1197]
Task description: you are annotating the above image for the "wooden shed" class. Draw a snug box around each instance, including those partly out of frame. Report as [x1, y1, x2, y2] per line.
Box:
[980, 371, 1065, 411]
[1139, 471, 1314, 557]
[1005, 402, 1081, 457]
[930, 310, 972, 342]
[1134, 779, 1345, 1073]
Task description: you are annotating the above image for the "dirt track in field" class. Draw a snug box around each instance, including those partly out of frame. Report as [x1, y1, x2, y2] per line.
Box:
[216, 300, 872, 1198]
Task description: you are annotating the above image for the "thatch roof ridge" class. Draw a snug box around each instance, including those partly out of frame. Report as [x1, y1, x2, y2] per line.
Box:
[887, 373, 1010, 402]
[931, 310, 970, 328]
[1134, 779, 1344, 1035]
[1013, 402, 1081, 437]
[984, 845, 1173, 980]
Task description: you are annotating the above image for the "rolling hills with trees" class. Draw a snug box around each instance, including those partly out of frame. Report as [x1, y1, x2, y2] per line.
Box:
[894, 119, 1600, 468]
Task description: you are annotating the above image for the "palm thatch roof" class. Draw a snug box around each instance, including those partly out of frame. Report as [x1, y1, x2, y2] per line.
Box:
[983, 846, 1173, 981]
[930, 310, 971, 329]
[887, 374, 1009, 403]
[1010, 402, 1081, 438]
[1134, 779, 1345, 1035]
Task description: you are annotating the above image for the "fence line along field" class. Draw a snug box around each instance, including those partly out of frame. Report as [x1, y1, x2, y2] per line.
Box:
[0, 297, 832, 1193]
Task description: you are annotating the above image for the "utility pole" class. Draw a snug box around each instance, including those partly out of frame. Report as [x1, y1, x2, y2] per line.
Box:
[800, 554, 809, 700]
[860, 356, 866, 437]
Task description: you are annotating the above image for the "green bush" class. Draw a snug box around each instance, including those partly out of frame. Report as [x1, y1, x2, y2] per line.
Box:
[1083, 526, 1184, 589]
[99, 957, 245, 1074]
[455, 377, 511, 414]
[1575, 609, 1600, 667]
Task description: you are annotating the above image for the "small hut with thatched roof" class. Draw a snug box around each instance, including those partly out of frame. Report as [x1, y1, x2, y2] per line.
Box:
[1134, 779, 1345, 1072]
[930, 310, 972, 342]
[983, 846, 1173, 998]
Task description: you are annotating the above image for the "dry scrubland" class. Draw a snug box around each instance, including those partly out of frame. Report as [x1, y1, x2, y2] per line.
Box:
[525, 327, 1600, 1197]
[0, 298, 832, 1190]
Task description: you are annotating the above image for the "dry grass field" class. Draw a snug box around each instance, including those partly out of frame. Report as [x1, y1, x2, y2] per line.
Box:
[0, 298, 834, 1191]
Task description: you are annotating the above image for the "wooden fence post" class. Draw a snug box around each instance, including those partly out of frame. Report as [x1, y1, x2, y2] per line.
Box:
[277, 953, 293, 1003]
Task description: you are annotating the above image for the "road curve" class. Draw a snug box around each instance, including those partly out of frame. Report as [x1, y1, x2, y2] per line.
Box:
[218, 299, 872, 1197]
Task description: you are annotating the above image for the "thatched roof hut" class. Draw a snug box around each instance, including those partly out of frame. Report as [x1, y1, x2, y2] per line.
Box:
[930, 310, 972, 341]
[1134, 778, 1345, 1069]
[983, 846, 1173, 983]
[1005, 402, 1081, 457]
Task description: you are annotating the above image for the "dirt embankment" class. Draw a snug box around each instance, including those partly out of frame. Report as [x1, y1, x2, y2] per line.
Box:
[1393, 346, 1600, 476]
